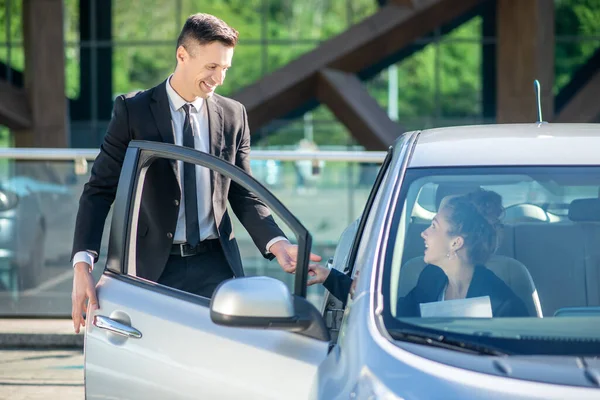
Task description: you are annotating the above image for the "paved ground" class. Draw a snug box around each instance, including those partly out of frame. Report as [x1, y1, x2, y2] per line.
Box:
[0, 319, 79, 336]
[0, 349, 84, 400]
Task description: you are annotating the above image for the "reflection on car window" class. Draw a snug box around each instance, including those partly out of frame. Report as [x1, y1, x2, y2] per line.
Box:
[416, 181, 600, 217]
[386, 166, 600, 354]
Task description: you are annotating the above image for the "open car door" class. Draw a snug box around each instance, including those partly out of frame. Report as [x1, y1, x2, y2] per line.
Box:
[84, 141, 329, 400]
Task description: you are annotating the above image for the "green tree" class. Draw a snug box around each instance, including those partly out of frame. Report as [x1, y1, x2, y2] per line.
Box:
[555, 0, 600, 94]
[367, 16, 482, 129]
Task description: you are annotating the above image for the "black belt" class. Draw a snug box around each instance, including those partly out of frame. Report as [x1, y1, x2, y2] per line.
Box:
[170, 239, 220, 257]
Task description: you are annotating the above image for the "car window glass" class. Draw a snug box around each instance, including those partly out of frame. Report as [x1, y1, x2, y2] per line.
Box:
[385, 166, 600, 355]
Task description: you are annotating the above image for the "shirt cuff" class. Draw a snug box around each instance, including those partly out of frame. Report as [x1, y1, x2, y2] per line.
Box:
[72, 251, 95, 272]
[266, 236, 289, 253]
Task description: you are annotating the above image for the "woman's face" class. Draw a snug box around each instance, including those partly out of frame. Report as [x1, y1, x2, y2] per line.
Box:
[421, 207, 456, 266]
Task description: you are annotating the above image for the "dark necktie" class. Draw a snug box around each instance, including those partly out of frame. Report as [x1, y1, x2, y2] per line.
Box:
[182, 104, 200, 246]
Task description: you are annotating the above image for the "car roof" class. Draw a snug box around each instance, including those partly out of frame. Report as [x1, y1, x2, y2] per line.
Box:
[406, 123, 600, 168]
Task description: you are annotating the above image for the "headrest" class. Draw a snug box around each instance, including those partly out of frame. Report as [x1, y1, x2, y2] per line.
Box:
[568, 198, 600, 222]
[435, 183, 481, 211]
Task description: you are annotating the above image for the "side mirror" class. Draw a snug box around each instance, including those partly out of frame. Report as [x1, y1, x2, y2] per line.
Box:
[210, 276, 330, 341]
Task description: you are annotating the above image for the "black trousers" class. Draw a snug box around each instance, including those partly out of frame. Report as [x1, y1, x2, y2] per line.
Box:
[157, 245, 234, 298]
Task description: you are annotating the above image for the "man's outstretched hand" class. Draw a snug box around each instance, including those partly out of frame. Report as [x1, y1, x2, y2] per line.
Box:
[269, 241, 322, 273]
[71, 263, 99, 334]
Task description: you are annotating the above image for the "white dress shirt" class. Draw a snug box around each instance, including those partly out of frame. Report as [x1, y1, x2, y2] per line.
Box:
[73, 76, 287, 270]
[165, 76, 217, 243]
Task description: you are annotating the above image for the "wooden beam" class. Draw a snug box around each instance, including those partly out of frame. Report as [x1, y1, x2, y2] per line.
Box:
[0, 80, 32, 129]
[496, 0, 555, 123]
[233, 0, 483, 131]
[555, 47, 600, 114]
[555, 67, 600, 123]
[389, 0, 418, 6]
[317, 69, 402, 150]
[15, 0, 67, 147]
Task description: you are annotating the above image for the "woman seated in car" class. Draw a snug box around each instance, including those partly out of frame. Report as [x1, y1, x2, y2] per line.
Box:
[309, 188, 530, 318]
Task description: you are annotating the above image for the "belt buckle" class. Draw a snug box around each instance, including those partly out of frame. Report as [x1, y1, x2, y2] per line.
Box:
[180, 243, 196, 257]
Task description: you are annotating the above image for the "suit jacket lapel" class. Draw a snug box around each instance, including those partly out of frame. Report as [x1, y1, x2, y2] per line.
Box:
[150, 79, 178, 178]
[206, 96, 223, 159]
[150, 80, 175, 145]
[207, 96, 224, 184]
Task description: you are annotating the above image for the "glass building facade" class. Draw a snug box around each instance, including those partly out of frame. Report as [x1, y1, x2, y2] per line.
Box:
[1, 0, 598, 149]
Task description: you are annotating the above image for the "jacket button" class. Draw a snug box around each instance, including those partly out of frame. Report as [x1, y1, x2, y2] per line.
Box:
[166, 232, 173, 239]
[173, 199, 179, 206]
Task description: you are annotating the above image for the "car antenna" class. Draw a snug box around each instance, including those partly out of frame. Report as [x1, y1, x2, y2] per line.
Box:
[534, 79, 545, 123]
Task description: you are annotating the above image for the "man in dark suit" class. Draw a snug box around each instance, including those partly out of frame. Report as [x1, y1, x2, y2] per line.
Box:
[71, 13, 321, 333]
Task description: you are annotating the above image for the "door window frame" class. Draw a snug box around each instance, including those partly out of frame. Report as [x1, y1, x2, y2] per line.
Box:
[104, 141, 314, 298]
[343, 131, 417, 279]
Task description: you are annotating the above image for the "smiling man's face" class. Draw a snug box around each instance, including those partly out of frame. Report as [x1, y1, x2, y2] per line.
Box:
[176, 40, 233, 99]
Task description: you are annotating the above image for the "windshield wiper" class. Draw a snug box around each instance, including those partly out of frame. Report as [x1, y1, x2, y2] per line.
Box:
[389, 328, 507, 356]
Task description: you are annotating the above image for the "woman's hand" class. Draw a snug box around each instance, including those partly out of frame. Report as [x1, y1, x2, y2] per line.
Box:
[307, 263, 331, 286]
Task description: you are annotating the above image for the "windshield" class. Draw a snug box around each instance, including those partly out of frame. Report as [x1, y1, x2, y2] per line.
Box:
[383, 166, 600, 355]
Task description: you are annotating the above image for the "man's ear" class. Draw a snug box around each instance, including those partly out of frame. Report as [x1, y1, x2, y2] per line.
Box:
[176, 45, 188, 63]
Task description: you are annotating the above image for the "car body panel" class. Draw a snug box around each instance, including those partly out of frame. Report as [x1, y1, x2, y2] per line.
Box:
[316, 292, 600, 399]
[85, 273, 328, 400]
[409, 123, 600, 167]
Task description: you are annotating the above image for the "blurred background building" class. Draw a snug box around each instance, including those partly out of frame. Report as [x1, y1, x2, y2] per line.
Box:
[1, 0, 598, 151]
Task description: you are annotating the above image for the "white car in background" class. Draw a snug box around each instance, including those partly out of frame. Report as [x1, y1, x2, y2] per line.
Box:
[0, 177, 58, 292]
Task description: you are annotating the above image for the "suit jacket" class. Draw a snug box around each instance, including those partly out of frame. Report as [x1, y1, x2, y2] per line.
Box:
[396, 264, 530, 317]
[72, 79, 286, 281]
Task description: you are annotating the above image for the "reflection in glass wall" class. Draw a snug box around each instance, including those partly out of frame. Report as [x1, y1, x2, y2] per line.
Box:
[365, 16, 488, 131]
[0, 159, 111, 316]
[0, 155, 380, 316]
[112, 46, 175, 94]
[232, 159, 380, 306]
[554, 0, 600, 94]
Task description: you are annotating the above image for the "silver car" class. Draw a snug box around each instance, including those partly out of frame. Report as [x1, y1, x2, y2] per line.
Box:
[84, 124, 600, 399]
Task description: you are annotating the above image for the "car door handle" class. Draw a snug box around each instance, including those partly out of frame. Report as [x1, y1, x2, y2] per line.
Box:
[93, 315, 142, 339]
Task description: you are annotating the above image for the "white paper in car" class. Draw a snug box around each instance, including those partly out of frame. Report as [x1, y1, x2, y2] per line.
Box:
[419, 296, 493, 318]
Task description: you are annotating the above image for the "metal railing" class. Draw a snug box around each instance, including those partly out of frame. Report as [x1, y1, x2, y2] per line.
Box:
[0, 148, 387, 162]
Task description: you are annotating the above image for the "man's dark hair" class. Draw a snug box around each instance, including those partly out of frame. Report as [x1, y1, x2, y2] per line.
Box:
[176, 13, 239, 53]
